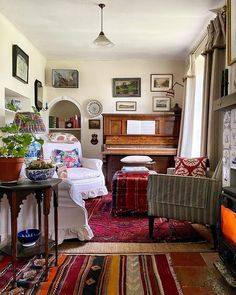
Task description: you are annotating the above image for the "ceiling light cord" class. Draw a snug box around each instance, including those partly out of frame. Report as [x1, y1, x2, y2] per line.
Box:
[93, 3, 114, 48]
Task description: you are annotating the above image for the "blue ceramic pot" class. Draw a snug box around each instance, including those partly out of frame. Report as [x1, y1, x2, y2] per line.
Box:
[17, 229, 40, 247]
[26, 167, 55, 181]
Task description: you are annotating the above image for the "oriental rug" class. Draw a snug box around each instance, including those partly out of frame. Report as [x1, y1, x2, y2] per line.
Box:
[0, 253, 183, 295]
[85, 195, 204, 243]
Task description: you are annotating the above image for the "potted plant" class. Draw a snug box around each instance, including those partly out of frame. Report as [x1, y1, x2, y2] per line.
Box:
[0, 106, 44, 182]
[25, 160, 55, 181]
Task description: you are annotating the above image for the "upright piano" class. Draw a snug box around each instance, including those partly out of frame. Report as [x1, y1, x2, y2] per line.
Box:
[102, 113, 181, 189]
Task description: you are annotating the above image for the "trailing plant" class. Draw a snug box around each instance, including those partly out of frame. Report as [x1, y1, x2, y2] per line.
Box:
[0, 105, 44, 158]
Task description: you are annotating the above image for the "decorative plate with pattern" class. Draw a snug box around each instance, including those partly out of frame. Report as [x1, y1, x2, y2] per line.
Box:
[86, 100, 103, 117]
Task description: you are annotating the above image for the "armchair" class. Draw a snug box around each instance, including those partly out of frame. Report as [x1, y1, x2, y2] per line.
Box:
[147, 161, 222, 248]
[42, 141, 108, 243]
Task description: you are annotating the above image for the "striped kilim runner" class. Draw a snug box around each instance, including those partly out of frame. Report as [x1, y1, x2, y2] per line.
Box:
[0, 253, 183, 295]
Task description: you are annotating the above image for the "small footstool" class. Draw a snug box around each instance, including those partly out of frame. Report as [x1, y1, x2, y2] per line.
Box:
[112, 170, 157, 214]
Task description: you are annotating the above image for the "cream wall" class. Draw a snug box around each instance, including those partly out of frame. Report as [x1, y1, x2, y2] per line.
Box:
[0, 12, 46, 125]
[46, 59, 185, 158]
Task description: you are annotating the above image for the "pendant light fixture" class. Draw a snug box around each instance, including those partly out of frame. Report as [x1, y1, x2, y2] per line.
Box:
[93, 3, 114, 48]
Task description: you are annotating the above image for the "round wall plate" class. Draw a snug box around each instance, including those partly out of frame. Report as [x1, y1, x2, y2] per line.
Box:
[87, 100, 103, 117]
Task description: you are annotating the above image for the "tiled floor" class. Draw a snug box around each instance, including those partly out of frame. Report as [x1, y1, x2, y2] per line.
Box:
[170, 252, 235, 295]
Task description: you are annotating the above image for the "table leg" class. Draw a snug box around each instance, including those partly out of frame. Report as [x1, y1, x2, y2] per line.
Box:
[43, 188, 52, 281]
[53, 187, 58, 266]
[9, 192, 18, 287]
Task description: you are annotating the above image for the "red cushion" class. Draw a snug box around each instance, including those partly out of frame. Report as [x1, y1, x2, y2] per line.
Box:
[174, 156, 208, 177]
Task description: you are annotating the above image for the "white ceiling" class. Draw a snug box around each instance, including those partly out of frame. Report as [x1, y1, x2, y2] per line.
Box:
[0, 0, 225, 60]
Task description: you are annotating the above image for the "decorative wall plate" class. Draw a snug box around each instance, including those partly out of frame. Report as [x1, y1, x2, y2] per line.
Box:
[86, 100, 103, 117]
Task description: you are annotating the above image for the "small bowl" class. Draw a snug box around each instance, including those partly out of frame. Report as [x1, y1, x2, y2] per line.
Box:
[17, 229, 40, 247]
[26, 167, 55, 181]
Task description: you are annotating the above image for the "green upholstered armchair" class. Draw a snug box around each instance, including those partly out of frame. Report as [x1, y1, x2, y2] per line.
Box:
[147, 162, 222, 248]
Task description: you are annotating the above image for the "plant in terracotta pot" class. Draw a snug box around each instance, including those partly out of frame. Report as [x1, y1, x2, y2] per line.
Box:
[0, 107, 44, 182]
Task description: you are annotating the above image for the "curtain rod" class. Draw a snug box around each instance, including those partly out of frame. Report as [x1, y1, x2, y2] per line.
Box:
[190, 32, 207, 55]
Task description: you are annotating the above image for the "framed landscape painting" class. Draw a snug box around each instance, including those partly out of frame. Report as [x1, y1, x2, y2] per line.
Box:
[153, 96, 170, 111]
[52, 69, 79, 88]
[150, 74, 173, 92]
[113, 78, 141, 97]
[116, 101, 137, 111]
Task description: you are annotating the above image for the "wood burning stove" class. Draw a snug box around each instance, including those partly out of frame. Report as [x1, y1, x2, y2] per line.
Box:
[218, 186, 236, 276]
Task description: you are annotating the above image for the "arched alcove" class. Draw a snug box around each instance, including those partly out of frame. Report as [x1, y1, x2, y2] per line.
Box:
[48, 97, 81, 140]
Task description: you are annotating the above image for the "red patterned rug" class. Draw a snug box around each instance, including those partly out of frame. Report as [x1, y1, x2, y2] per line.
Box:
[85, 195, 204, 243]
[0, 253, 183, 295]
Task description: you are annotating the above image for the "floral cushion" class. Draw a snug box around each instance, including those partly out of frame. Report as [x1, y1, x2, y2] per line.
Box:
[54, 148, 82, 168]
[47, 133, 78, 143]
[174, 156, 208, 177]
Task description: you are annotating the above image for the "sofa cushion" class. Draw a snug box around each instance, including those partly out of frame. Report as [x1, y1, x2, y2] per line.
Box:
[54, 148, 82, 168]
[120, 155, 153, 163]
[174, 156, 208, 177]
[48, 132, 78, 143]
[67, 167, 100, 180]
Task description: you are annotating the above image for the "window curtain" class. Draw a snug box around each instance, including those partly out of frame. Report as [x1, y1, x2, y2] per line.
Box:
[178, 54, 196, 156]
[200, 6, 226, 170]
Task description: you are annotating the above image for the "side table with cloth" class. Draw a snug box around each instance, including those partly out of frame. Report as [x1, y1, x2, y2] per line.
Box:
[112, 170, 157, 214]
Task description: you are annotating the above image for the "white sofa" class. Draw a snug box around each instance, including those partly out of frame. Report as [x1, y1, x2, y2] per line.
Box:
[42, 141, 108, 244]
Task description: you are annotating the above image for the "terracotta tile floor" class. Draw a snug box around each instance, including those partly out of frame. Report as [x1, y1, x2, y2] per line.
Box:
[170, 252, 235, 295]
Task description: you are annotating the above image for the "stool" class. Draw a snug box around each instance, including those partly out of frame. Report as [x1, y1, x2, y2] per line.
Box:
[112, 170, 156, 214]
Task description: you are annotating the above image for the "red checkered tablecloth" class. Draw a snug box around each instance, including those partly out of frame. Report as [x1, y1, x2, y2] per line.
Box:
[112, 170, 155, 214]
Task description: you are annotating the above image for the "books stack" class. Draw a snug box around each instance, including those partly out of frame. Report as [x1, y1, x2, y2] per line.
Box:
[121, 166, 149, 173]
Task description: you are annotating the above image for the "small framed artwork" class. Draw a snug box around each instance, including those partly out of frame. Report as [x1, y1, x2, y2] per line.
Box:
[116, 101, 137, 111]
[227, 0, 236, 65]
[113, 78, 141, 97]
[150, 74, 173, 92]
[52, 69, 79, 88]
[88, 119, 101, 129]
[12, 45, 29, 83]
[153, 96, 170, 112]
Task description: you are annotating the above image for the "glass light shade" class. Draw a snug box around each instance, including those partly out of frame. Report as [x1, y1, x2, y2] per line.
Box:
[93, 31, 114, 47]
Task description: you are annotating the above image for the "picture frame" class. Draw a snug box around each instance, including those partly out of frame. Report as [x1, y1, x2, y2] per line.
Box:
[113, 78, 141, 97]
[88, 119, 101, 129]
[153, 96, 170, 112]
[116, 101, 137, 111]
[12, 45, 29, 83]
[150, 74, 173, 92]
[52, 69, 79, 88]
[227, 0, 236, 65]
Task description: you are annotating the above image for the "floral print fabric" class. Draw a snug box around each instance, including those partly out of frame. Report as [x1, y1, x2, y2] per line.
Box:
[54, 148, 82, 168]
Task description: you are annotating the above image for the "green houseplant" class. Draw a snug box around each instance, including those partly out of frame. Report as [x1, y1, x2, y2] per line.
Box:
[0, 106, 44, 182]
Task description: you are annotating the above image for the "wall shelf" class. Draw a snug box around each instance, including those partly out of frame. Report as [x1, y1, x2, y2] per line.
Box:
[4, 108, 16, 114]
[214, 92, 236, 111]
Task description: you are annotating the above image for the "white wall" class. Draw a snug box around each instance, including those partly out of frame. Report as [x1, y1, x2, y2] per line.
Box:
[46, 59, 185, 158]
[0, 12, 46, 123]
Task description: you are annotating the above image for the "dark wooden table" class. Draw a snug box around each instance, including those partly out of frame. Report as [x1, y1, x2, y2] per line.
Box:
[0, 178, 61, 287]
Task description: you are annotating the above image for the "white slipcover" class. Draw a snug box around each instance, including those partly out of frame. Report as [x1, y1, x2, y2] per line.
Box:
[42, 141, 108, 243]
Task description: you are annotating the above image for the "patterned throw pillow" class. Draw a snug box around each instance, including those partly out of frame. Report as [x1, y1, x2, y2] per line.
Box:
[54, 148, 82, 168]
[47, 133, 78, 143]
[174, 156, 208, 177]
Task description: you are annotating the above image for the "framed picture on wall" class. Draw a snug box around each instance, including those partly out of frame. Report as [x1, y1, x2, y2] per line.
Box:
[88, 119, 101, 129]
[116, 101, 137, 111]
[152, 96, 170, 111]
[113, 78, 141, 97]
[12, 45, 29, 83]
[150, 74, 173, 92]
[52, 69, 79, 88]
